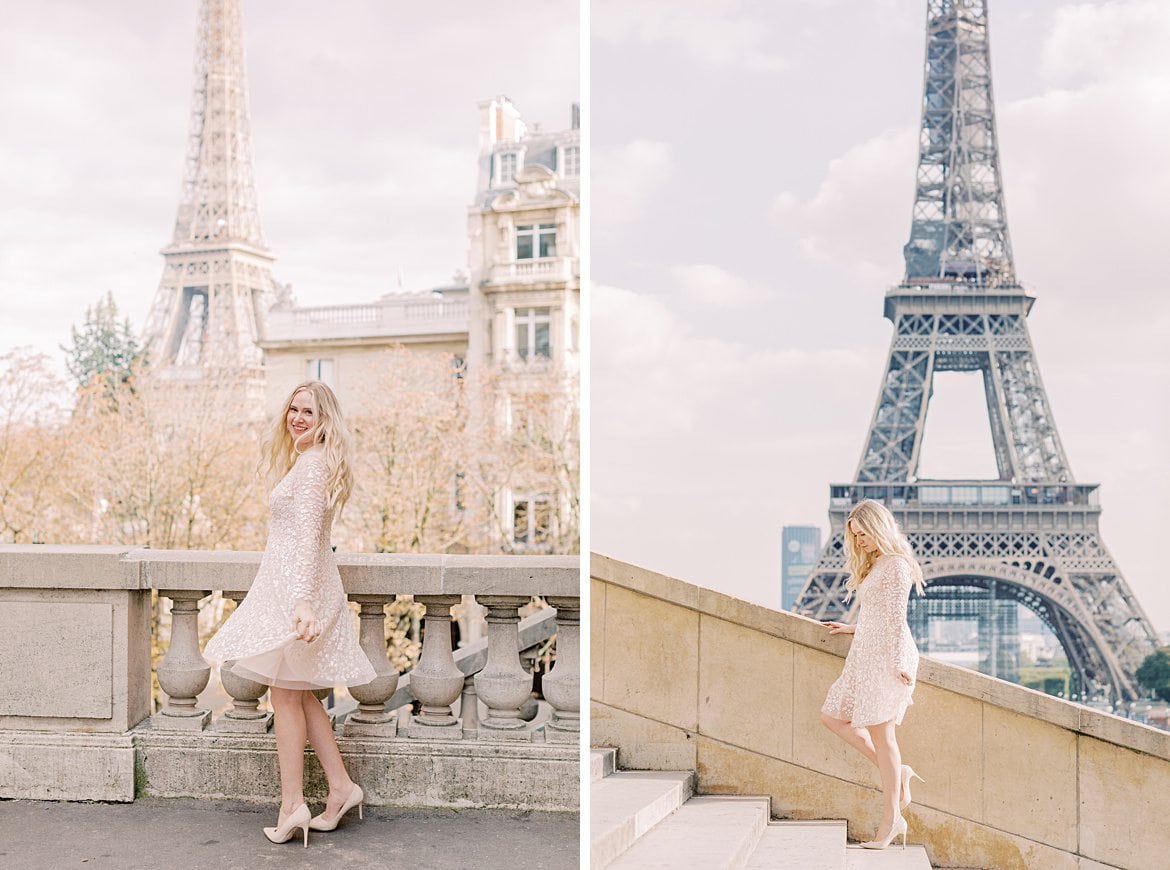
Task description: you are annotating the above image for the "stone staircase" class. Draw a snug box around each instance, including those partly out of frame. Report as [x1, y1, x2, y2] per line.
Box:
[590, 748, 933, 869]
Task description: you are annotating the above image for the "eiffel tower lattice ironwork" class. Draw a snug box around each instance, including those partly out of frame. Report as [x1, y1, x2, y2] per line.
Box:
[143, 0, 276, 374]
[794, 0, 1158, 703]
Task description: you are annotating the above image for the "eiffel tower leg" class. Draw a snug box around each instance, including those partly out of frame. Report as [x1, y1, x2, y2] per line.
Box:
[991, 347, 1071, 482]
[855, 348, 933, 483]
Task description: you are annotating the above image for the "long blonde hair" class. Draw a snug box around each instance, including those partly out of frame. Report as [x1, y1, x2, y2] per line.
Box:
[844, 499, 925, 596]
[260, 381, 354, 515]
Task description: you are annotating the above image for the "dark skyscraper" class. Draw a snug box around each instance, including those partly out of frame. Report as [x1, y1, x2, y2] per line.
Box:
[782, 526, 821, 611]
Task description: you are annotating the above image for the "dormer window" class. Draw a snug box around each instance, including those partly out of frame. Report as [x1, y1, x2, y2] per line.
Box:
[496, 151, 519, 185]
[516, 223, 556, 259]
[561, 145, 580, 177]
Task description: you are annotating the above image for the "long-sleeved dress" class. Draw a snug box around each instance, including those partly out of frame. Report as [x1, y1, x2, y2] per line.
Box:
[821, 553, 920, 727]
[203, 449, 377, 690]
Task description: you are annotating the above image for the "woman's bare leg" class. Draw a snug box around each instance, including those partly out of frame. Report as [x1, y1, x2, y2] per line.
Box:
[819, 712, 878, 765]
[866, 720, 902, 836]
[821, 712, 912, 806]
[300, 692, 356, 819]
[269, 687, 308, 817]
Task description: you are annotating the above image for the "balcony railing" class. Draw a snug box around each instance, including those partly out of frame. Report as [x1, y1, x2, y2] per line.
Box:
[488, 258, 575, 285]
[264, 298, 470, 343]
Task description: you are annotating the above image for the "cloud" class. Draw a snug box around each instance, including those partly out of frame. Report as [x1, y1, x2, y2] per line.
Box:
[1041, 0, 1170, 84]
[591, 139, 674, 226]
[592, 0, 785, 73]
[591, 283, 876, 605]
[770, 128, 917, 285]
[669, 264, 772, 307]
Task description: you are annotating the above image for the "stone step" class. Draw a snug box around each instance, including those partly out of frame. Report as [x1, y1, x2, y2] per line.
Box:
[845, 843, 933, 869]
[591, 747, 617, 782]
[608, 796, 771, 869]
[590, 770, 695, 869]
[745, 820, 849, 870]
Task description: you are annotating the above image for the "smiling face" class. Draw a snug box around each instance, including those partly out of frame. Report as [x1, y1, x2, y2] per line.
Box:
[849, 518, 877, 554]
[287, 388, 316, 447]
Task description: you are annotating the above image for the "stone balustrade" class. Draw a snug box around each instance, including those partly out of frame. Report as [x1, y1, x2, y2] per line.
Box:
[0, 545, 579, 811]
[264, 297, 470, 342]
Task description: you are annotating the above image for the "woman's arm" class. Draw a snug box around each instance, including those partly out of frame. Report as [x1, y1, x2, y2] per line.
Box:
[875, 556, 917, 678]
[283, 455, 330, 609]
[823, 621, 855, 635]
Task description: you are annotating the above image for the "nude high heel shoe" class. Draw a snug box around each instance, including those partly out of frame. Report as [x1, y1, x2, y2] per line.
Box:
[263, 803, 311, 847]
[900, 764, 924, 809]
[309, 783, 364, 831]
[860, 813, 907, 850]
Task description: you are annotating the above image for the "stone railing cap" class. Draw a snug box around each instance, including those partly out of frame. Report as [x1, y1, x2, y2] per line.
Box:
[123, 548, 578, 597]
[0, 546, 579, 599]
[0, 545, 146, 590]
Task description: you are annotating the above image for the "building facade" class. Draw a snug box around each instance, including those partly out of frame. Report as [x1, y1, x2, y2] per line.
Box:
[259, 96, 580, 554]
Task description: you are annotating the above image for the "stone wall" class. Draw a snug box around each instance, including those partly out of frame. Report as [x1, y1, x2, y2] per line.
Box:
[591, 553, 1170, 870]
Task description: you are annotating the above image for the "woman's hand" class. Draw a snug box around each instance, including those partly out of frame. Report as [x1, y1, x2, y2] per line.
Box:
[292, 601, 321, 643]
[897, 670, 914, 686]
[823, 621, 855, 635]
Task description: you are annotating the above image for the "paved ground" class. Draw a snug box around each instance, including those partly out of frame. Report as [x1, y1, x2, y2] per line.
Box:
[0, 798, 580, 869]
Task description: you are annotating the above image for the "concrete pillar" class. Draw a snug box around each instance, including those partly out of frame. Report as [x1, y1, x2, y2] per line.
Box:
[474, 594, 533, 740]
[345, 595, 400, 737]
[542, 596, 579, 742]
[155, 589, 212, 730]
[405, 594, 463, 739]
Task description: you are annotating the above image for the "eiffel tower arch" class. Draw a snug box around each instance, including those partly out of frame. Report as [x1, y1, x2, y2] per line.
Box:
[794, 0, 1158, 703]
[143, 0, 276, 379]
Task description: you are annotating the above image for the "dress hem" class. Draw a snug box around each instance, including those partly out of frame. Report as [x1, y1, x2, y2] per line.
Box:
[212, 635, 376, 691]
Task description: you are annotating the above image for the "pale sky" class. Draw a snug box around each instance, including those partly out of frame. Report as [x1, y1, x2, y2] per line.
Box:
[591, 0, 1170, 633]
[0, 0, 580, 373]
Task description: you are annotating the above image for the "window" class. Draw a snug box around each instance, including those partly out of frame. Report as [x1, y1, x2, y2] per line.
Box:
[497, 151, 518, 185]
[514, 307, 551, 360]
[561, 145, 580, 177]
[507, 391, 551, 438]
[513, 494, 552, 547]
[306, 358, 335, 387]
[516, 223, 557, 259]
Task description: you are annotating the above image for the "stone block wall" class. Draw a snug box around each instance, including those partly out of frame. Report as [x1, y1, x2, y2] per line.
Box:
[591, 553, 1170, 870]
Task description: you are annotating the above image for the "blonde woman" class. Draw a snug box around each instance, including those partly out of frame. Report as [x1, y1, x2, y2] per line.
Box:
[204, 381, 376, 847]
[819, 499, 925, 850]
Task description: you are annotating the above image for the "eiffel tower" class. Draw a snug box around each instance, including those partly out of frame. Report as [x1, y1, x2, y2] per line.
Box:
[143, 0, 276, 375]
[794, 0, 1158, 703]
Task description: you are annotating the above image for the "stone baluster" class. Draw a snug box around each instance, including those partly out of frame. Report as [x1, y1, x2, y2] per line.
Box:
[405, 594, 464, 739]
[155, 589, 212, 730]
[473, 595, 533, 740]
[345, 595, 400, 737]
[215, 591, 272, 732]
[541, 596, 579, 742]
[460, 674, 479, 738]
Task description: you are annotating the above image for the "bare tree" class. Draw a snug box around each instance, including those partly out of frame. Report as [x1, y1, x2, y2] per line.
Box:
[66, 366, 266, 550]
[0, 349, 73, 543]
[337, 348, 470, 554]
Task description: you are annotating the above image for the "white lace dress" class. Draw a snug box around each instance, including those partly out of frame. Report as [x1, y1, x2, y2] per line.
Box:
[821, 554, 920, 727]
[203, 449, 376, 690]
